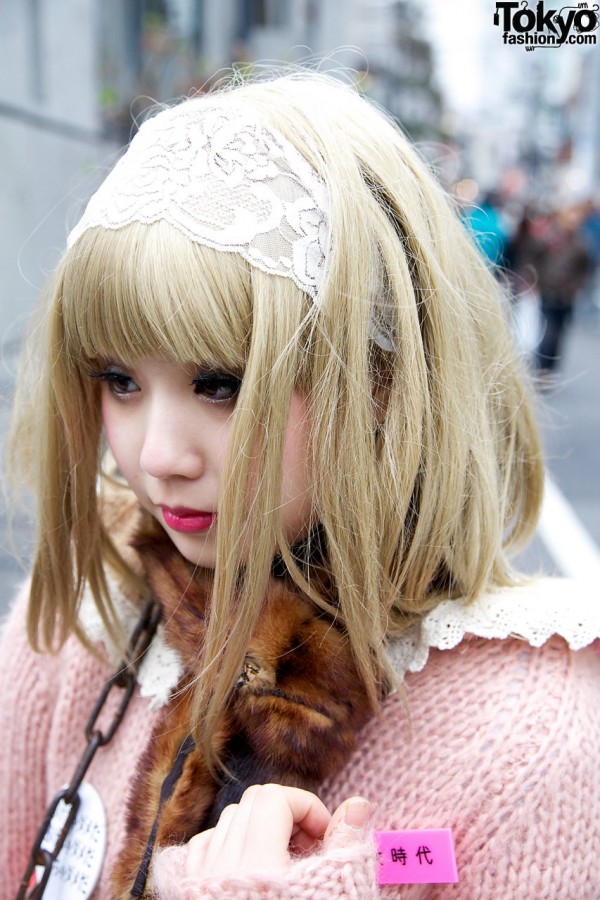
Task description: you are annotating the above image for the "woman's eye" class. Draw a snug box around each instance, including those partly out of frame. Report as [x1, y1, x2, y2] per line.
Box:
[87, 369, 139, 397]
[192, 373, 242, 402]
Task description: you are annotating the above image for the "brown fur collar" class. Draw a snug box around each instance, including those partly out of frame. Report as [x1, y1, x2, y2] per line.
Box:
[112, 515, 374, 897]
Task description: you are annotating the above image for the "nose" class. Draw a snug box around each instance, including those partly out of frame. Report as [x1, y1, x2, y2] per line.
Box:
[139, 399, 206, 481]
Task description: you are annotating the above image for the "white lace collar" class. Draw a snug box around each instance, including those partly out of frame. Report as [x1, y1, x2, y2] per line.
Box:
[386, 576, 599, 679]
[79, 576, 599, 710]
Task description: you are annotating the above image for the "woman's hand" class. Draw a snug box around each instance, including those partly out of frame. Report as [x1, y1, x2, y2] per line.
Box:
[185, 784, 370, 880]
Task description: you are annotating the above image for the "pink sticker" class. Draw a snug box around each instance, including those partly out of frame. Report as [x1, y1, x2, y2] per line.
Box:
[375, 829, 458, 885]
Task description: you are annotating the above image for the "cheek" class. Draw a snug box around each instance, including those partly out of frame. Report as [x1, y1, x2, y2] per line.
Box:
[101, 393, 124, 456]
[101, 394, 115, 446]
[283, 393, 311, 469]
[280, 393, 313, 514]
[101, 396, 138, 481]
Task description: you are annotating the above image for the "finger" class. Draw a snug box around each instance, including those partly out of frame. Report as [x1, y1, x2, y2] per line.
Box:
[186, 784, 334, 880]
[290, 826, 323, 854]
[187, 786, 292, 879]
[223, 784, 332, 873]
[200, 803, 240, 874]
[228, 783, 332, 841]
[230, 784, 331, 870]
[280, 784, 332, 843]
[264, 784, 331, 839]
[324, 796, 371, 844]
[185, 827, 215, 878]
[186, 804, 238, 878]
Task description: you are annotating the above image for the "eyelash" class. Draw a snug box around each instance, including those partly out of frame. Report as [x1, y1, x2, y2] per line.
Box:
[191, 373, 242, 402]
[87, 369, 138, 397]
[86, 368, 242, 403]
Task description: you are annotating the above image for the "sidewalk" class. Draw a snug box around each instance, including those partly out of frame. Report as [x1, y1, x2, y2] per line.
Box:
[513, 307, 600, 577]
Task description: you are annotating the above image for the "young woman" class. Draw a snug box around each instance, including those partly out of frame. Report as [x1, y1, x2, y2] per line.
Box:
[3, 73, 599, 899]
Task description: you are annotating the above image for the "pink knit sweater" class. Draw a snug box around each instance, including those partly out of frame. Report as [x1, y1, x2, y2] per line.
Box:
[2, 580, 599, 899]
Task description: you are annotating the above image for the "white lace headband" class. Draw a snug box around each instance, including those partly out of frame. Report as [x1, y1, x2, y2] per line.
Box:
[68, 99, 330, 301]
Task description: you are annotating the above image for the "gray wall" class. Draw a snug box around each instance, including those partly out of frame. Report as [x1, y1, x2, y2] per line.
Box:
[0, 0, 116, 346]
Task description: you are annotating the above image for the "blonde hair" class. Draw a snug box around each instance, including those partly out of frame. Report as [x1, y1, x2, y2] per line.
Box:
[11, 72, 543, 765]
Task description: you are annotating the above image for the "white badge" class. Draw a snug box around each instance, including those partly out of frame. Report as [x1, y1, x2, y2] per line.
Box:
[34, 781, 106, 899]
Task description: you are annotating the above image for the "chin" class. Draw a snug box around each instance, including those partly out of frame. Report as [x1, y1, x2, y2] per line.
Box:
[163, 530, 217, 569]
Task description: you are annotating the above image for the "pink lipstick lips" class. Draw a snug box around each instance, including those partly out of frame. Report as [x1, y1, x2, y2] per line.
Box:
[161, 507, 215, 533]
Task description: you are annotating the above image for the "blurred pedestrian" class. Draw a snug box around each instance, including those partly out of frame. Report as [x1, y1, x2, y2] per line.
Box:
[462, 190, 508, 268]
[505, 207, 539, 293]
[504, 208, 543, 354]
[536, 205, 590, 371]
[520, 204, 590, 372]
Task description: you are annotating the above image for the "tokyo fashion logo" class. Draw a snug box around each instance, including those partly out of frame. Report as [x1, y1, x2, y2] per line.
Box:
[493, 1, 599, 49]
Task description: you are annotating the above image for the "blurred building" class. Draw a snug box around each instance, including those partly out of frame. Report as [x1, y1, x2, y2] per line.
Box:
[361, 0, 443, 141]
[447, 32, 599, 208]
[567, 47, 600, 199]
[0, 0, 114, 345]
[98, 0, 442, 140]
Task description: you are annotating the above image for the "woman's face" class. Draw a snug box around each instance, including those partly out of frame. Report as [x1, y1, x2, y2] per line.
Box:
[94, 358, 314, 567]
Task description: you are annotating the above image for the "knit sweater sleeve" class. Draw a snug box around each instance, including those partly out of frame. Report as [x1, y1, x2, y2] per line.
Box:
[152, 823, 379, 899]
[153, 634, 600, 900]
[0, 581, 61, 891]
[324, 635, 600, 899]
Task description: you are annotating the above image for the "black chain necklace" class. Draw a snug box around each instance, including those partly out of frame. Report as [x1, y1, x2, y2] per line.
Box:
[16, 597, 162, 899]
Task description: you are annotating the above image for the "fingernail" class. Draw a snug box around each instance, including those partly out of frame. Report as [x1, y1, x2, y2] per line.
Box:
[344, 798, 370, 828]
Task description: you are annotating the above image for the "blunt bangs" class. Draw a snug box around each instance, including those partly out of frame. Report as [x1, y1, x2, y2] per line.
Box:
[58, 221, 254, 372]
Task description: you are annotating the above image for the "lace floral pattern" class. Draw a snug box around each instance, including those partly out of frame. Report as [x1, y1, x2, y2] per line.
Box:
[68, 100, 329, 300]
[386, 577, 600, 678]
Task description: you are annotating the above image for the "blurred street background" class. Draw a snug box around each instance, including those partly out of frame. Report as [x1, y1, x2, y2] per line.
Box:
[1, 0, 599, 610]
